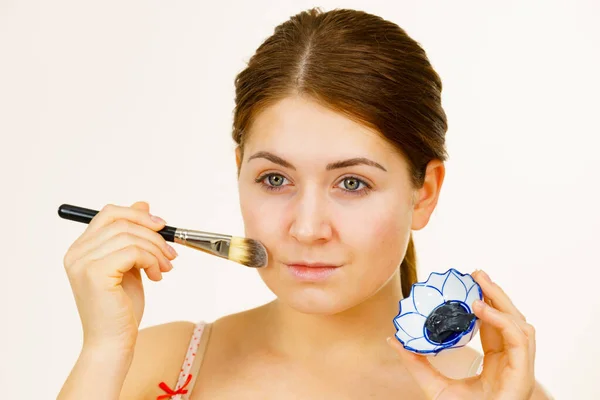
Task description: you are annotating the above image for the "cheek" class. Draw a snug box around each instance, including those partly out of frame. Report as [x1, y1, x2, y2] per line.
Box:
[335, 199, 411, 267]
[239, 185, 284, 246]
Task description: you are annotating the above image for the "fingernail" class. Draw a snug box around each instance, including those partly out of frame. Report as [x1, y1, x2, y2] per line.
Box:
[166, 260, 174, 271]
[167, 244, 178, 258]
[150, 214, 166, 225]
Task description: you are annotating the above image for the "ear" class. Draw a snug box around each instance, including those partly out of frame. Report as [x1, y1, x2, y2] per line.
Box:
[411, 160, 445, 231]
[235, 146, 242, 175]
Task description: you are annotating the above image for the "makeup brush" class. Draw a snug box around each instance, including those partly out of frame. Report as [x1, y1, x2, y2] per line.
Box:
[57, 204, 268, 268]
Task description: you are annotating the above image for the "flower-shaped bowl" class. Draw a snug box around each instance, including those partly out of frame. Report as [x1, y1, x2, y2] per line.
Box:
[393, 268, 483, 356]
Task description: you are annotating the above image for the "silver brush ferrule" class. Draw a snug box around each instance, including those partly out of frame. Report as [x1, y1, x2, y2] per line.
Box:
[173, 228, 231, 259]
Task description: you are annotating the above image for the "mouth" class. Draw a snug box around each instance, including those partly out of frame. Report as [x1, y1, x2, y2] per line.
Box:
[283, 261, 342, 281]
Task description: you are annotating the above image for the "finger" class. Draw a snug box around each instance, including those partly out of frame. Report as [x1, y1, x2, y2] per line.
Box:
[472, 300, 529, 371]
[87, 245, 163, 282]
[472, 270, 526, 322]
[387, 337, 449, 399]
[100, 219, 177, 260]
[512, 317, 537, 364]
[78, 202, 166, 243]
[80, 232, 173, 273]
[131, 201, 150, 212]
[477, 309, 504, 356]
[68, 219, 177, 268]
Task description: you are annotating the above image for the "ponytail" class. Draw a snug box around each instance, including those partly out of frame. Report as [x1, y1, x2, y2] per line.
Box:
[400, 233, 418, 298]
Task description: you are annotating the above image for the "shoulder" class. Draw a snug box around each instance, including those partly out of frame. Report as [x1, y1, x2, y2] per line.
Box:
[210, 303, 271, 344]
[120, 321, 199, 400]
[428, 346, 482, 379]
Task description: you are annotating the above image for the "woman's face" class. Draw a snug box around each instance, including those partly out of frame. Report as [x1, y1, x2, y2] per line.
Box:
[236, 95, 440, 315]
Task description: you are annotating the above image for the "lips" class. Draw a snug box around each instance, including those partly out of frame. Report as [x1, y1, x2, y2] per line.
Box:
[284, 261, 342, 281]
[285, 262, 341, 268]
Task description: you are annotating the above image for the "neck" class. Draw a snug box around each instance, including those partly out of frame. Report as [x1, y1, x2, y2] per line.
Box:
[263, 270, 403, 362]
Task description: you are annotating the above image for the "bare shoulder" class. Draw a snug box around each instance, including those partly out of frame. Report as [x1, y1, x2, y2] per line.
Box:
[428, 346, 482, 379]
[120, 321, 197, 400]
[211, 303, 270, 342]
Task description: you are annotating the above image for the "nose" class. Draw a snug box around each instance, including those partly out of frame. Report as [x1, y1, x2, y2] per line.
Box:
[288, 189, 333, 244]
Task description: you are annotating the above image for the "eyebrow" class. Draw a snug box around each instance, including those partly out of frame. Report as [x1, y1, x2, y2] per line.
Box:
[247, 151, 387, 172]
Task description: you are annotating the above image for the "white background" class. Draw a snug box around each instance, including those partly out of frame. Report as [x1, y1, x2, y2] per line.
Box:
[1, 0, 599, 398]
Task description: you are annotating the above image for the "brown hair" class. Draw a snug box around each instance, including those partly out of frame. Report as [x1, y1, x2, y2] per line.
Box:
[232, 8, 448, 297]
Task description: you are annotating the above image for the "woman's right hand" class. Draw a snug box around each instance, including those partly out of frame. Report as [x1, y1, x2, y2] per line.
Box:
[62, 201, 178, 353]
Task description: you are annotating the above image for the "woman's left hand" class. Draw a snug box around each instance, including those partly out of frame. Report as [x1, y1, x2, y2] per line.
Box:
[388, 269, 537, 400]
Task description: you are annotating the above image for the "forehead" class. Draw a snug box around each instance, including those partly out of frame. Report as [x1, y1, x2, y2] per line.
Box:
[244, 96, 400, 164]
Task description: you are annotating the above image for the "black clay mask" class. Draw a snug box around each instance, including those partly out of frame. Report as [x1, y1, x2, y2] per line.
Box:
[425, 301, 476, 344]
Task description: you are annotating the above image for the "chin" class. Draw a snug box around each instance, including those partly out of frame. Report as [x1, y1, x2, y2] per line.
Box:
[264, 279, 380, 315]
[259, 261, 399, 315]
[281, 287, 362, 315]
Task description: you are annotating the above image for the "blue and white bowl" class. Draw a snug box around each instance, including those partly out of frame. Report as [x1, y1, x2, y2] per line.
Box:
[393, 268, 483, 356]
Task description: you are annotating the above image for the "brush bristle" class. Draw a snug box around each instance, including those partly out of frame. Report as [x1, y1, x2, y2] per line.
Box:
[228, 237, 268, 268]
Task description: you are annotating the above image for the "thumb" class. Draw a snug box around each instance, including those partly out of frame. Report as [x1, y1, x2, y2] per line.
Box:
[387, 337, 449, 399]
[131, 201, 150, 212]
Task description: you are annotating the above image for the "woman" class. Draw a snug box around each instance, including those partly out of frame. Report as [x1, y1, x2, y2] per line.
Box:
[58, 8, 551, 399]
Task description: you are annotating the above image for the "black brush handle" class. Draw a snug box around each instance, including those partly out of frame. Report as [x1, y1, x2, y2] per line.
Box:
[58, 204, 177, 242]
